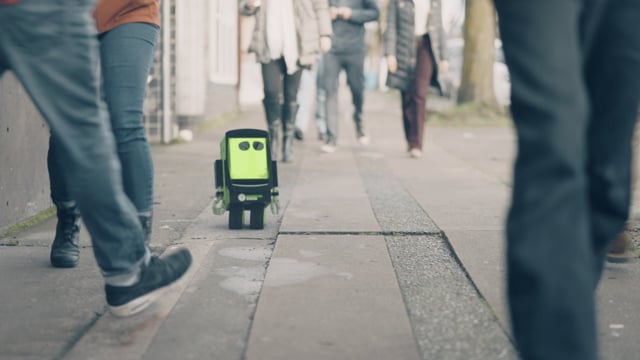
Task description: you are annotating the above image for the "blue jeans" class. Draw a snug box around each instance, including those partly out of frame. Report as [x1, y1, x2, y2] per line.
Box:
[295, 55, 327, 137]
[49, 22, 158, 214]
[0, 0, 147, 285]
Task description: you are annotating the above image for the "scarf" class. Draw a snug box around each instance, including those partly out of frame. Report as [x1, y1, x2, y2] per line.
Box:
[265, 0, 299, 74]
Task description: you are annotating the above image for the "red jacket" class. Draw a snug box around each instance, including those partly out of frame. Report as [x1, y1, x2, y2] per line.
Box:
[93, 0, 160, 34]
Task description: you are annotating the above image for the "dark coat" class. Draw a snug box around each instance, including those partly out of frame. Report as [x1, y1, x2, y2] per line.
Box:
[328, 0, 380, 54]
[383, 0, 448, 93]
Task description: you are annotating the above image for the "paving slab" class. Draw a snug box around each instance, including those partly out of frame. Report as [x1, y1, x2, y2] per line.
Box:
[598, 261, 640, 360]
[280, 140, 380, 234]
[245, 234, 421, 360]
[64, 239, 213, 360]
[143, 232, 275, 360]
[0, 246, 103, 360]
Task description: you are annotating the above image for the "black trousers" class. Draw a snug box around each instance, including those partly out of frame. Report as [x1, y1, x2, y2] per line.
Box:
[261, 58, 302, 108]
[494, 0, 640, 359]
[401, 35, 434, 151]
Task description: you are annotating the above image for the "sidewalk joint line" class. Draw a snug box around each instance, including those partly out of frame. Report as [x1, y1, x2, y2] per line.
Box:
[278, 230, 443, 236]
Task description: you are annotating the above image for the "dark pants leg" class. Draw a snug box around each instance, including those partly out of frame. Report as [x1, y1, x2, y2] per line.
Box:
[281, 66, 302, 162]
[261, 58, 302, 161]
[261, 58, 286, 108]
[401, 36, 434, 151]
[261, 58, 302, 106]
[495, 0, 640, 358]
[261, 59, 285, 158]
[585, 0, 640, 276]
[343, 52, 366, 130]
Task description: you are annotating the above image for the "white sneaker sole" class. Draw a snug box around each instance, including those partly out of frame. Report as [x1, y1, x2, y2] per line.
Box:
[107, 289, 161, 318]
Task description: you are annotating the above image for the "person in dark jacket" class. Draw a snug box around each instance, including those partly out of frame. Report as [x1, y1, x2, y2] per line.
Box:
[320, 0, 379, 153]
[494, 0, 640, 358]
[0, 0, 191, 318]
[384, 0, 448, 158]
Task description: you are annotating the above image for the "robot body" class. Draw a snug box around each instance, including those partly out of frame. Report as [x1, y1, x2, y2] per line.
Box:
[213, 129, 279, 229]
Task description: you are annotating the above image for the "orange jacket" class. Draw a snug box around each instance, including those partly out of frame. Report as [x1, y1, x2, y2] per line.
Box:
[93, 0, 160, 34]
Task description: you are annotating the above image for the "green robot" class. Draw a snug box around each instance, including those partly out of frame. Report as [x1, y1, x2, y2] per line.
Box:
[212, 128, 280, 229]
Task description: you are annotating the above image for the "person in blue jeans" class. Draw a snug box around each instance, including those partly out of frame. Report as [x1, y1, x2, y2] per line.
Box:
[294, 53, 328, 141]
[0, 0, 191, 318]
[48, 0, 159, 268]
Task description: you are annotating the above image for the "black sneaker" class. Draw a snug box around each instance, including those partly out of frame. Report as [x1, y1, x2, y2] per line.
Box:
[105, 248, 192, 317]
[50, 205, 81, 268]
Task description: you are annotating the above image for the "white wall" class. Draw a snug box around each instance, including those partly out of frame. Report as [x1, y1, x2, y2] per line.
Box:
[209, 0, 239, 85]
[175, 0, 208, 117]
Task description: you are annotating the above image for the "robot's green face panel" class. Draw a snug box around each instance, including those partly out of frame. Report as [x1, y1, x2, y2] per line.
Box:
[228, 137, 269, 180]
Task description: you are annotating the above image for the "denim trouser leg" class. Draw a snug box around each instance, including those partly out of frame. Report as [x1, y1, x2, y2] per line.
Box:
[100, 23, 158, 214]
[315, 55, 328, 135]
[48, 135, 73, 205]
[295, 67, 316, 134]
[343, 52, 365, 121]
[49, 24, 157, 212]
[495, 0, 640, 358]
[0, 0, 147, 285]
[315, 88, 328, 135]
[322, 52, 341, 145]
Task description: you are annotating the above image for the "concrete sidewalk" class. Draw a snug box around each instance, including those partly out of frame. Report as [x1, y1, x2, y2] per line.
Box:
[1, 91, 639, 360]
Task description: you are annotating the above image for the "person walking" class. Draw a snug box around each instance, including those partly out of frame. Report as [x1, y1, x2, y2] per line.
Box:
[384, 0, 448, 159]
[494, 0, 640, 358]
[48, 0, 160, 268]
[241, 0, 332, 163]
[0, 0, 191, 317]
[320, 0, 379, 153]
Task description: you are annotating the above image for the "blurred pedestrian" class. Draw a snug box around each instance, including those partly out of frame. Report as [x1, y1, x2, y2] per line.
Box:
[494, 0, 640, 358]
[241, 0, 332, 162]
[295, 53, 329, 142]
[48, 0, 160, 268]
[320, 0, 379, 153]
[0, 0, 191, 317]
[383, 0, 448, 158]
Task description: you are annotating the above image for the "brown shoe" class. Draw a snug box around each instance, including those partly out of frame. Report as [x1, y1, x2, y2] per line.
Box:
[606, 231, 637, 263]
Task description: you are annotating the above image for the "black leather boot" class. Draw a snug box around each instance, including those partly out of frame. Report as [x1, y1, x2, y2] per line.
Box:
[50, 203, 81, 268]
[282, 102, 299, 163]
[263, 98, 281, 161]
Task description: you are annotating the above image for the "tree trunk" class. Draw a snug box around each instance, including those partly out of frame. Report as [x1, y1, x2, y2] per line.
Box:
[457, 0, 497, 107]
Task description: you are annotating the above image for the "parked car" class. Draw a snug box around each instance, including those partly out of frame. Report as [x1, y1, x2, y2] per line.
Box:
[440, 38, 511, 106]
